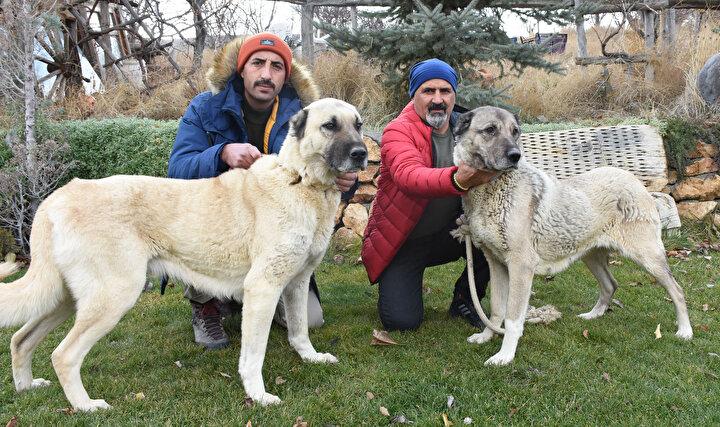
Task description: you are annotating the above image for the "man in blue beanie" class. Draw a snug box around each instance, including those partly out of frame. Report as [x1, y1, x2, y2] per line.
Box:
[362, 58, 500, 331]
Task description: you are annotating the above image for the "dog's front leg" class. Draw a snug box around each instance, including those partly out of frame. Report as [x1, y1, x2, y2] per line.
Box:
[468, 252, 508, 345]
[238, 269, 285, 406]
[485, 259, 536, 366]
[283, 269, 337, 364]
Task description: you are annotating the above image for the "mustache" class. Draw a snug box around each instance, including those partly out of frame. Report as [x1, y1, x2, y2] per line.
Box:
[253, 79, 276, 89]
[427, 102, 447, 113]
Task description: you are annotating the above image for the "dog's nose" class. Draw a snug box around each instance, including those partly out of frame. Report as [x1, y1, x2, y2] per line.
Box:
[350, 146, 368, 162]
[507, 148, 521, 164]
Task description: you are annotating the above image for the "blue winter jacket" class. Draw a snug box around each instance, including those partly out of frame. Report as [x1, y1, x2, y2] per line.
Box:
[168, 73, 303, 179]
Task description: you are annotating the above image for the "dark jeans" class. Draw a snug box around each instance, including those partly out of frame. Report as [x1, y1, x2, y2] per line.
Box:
[377, 219, 490, 331]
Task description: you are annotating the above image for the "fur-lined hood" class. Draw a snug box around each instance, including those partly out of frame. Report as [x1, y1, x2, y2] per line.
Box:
[205, 36, 320, 107]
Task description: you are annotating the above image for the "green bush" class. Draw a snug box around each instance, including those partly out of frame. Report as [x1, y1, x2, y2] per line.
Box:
[51, 117, 180, 181]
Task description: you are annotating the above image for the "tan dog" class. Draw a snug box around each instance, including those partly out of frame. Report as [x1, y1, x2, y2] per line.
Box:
[0, 98, 367, 411]
[452, 106, 692, 366]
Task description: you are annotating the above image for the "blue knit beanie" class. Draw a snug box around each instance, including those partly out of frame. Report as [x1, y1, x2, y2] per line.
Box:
[408, 58, 458, 98]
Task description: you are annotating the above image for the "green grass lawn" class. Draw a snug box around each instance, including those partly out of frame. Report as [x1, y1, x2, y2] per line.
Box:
[1, 225, 719, 425]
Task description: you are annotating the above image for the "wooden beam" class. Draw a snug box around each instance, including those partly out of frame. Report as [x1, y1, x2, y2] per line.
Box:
[575, 54, 648, 65]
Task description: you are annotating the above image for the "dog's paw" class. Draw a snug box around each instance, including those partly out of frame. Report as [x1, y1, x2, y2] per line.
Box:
[252, 392, 282, 406]
[74, 398, 112, 412]
[30, 378, 51, 389]
[303, 352, 338, 364]
[484, 351, 515, 366]
[467, 331, 494, 345]
[676, 329, 693, 340]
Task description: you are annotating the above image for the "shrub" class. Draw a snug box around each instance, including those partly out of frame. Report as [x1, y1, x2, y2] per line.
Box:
[661, 117, 720, 178]
[52, 117, 179, 181]
[0, 227, 18, 258]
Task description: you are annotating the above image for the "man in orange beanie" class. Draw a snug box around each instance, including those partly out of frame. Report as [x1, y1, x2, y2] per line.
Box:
[168, 33, 358, 348]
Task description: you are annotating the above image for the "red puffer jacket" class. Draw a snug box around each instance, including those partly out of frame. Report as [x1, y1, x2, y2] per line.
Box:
[361, 101, 465, 283]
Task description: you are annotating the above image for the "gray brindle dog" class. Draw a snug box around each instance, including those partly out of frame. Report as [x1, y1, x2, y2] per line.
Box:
[452, 106, 692, 366]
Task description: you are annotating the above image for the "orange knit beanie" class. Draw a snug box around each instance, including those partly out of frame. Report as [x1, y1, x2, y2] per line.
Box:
[236, 33, 292, 81]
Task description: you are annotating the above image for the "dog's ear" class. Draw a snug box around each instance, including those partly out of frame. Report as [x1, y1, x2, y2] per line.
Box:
[455, 111, 474, 136]
[291, 108, 308, 139]
[513, 113, 521, 127]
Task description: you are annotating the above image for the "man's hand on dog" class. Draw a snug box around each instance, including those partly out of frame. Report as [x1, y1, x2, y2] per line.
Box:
[456, 161, 502, 189]
[335, 172, 358, 192]
[222, 142, 262, 169]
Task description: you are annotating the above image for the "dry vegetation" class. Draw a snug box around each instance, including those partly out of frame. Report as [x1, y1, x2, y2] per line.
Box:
[498, 14, 720, 121]
[41, 13, 720, 128]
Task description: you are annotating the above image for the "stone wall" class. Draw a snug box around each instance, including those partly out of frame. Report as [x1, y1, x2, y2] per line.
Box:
[664, 139, 720, 225]
[333, 134, 720, 247]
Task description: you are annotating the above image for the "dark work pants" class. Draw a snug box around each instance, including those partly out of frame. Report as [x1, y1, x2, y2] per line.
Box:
[377, 219, 490, 331]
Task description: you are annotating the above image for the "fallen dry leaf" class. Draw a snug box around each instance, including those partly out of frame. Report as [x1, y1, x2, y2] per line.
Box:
[244, 397, 254, 407]
[6, 416, 18, 427]
[246, 421, 252, 427]
[582, 330, 589, 339]
[55, 407, 75, 415]
[390, 414, 413, 424]
[664, 297, 673, 303]
[447, 395, 457, 409]
[629, 281, 644, 287]
[703, 304, 710, 312]
[380, 406, 390, 416]
[366, 391, 374, 400]
[654, 324, 662, 340]
[509, 407, 519, 417]
[708, 353, 720, 358]
[293, 416, 308, 427]
[706, 372, 719, 380]
[173, 360, 183, 368]
[602, 372, 611, 381]
[219, 371, 232, 379]
[371, 329, 400, 346]
[275, 376, 286, 385]
[443, 413, 454, 425]
[135, 392, 145, 400]
[333, 254, 345, 264]
[612, 298, 624, 308]
[609, 260, 623, 265]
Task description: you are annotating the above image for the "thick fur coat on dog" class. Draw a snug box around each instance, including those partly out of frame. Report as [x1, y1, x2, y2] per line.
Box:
[452, 106, 692, 366]
[0, 98, 367, 411]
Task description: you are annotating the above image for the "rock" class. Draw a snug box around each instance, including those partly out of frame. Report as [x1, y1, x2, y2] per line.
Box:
[334, 200, 348, 227]
[698, 52, 720, 106]
[358, 164, 379, 183]
[349, 183, 377, 204]
[688, 140, 717, 159]
[331, 227, 361, 250]
[364, 135, 381, 163]
[684, 157, 719, 176]
[343, 203, 369, 237]
[667, 170, 678, 184]
[672, 175, 720, 201]
[676, 201, 718, 219]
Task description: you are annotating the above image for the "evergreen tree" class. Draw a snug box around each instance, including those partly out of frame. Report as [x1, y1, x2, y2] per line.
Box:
[318, 0, 583, 113]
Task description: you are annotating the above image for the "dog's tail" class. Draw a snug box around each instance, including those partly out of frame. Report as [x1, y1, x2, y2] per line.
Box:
[0, 213, 67, 327]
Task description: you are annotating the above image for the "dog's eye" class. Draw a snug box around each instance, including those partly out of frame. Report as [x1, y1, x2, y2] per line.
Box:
[512, 127, 519, 137]
[322, 122, 336, 131]
[485, 126, 497, 135]
[355, 122, 363, 131]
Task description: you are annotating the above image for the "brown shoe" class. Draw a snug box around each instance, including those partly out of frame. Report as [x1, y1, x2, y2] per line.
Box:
[190, 298, 230, 349]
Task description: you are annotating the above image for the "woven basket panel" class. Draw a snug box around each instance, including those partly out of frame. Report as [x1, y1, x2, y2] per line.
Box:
[521, 125, 668, 191]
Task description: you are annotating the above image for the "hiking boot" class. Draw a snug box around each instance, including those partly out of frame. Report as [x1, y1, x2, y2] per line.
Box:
[449, 294, 485, 329]
[191, 298, 230, 349]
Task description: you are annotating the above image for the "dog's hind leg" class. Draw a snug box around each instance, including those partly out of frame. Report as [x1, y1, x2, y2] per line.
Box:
[621, 234, 693, 340]
[578, 249, 618, 320]
[51, 273, 145, 412]
[12, 297, 75, 392]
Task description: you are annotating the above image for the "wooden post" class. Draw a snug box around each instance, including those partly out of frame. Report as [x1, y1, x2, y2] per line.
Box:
[350, 5, 358, 30]
[301, 4, 315, 65]
[575, 0, 587, 58]
[662, 8, 676, 54]
[643, 8, 655, 82]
